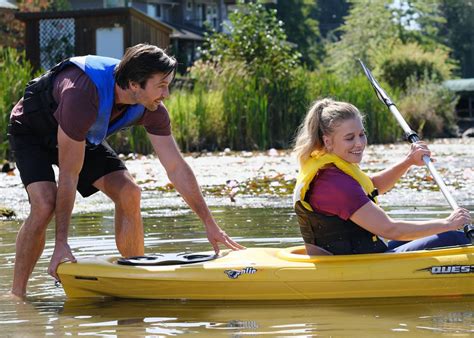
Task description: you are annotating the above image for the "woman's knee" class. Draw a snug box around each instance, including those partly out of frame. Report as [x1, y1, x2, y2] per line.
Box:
[437, 230, 470, 246]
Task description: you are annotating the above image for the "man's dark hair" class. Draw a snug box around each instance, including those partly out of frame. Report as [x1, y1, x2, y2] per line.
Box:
[115, 43, 177, 89]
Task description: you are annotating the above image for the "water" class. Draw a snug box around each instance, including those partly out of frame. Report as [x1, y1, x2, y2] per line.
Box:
[0, 139, 473, 336]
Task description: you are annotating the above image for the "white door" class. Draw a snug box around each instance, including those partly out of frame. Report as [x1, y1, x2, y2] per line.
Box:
[96, 27, 124, 59]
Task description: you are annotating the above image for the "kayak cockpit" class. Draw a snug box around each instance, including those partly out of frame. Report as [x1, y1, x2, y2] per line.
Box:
[117, 252, 220, 266]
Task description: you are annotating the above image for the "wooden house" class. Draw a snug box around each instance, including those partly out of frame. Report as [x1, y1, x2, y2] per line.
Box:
[15, 7, 172, 70]
[444, 78, 474, 133]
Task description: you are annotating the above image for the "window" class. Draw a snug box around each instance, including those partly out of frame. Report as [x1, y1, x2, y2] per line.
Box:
[206, 4, 218, 29]
[147, 4, 162, 18]
[104, 0, 125, 8]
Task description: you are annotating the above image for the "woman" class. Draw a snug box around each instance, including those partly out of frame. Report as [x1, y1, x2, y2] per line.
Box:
[293, 98, 471, 255]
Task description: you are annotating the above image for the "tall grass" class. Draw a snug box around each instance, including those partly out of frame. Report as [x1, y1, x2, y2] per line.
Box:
[166, 85, 224, 152]
[0, 47, 37, 160]
[306, 72, 402, 144]
[164, 68, 403, 151]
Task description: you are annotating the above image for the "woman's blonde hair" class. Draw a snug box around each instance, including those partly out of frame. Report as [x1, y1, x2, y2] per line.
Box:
[293, 98, 363, 165]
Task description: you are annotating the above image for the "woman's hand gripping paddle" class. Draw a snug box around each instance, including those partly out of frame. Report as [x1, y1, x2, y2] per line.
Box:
[358, 59, 474, 243]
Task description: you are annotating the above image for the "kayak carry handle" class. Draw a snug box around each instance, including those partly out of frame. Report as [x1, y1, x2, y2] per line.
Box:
[359, 59, 474, 244]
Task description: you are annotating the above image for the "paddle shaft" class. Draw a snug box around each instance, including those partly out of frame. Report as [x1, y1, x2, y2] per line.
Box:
[387, 104, 460, 209]
[359, 60, 474, 242]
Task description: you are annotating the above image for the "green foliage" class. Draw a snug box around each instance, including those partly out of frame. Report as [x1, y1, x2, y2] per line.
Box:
[439, 0, 474, 77]
[399, 78, 459, 138]
[306, 71, 401, 144]
[273, 0, 323, 68]
[314, 0, 350, 41]
[392, 0, 446, 48]
[192, 1, 307, 150]
[47, 0, 71, 11]
[377, 42, 455, 90]
[325, 0, 399, 78]
[165, 79, 224, 152]
[0, 47, 36, 160]
[325, 0, 455, 81]
[200, 1, 300, 79]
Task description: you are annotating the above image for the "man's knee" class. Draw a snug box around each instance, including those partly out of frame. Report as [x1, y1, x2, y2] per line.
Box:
[117, 181, 141, 206]
[28, 185, 56, 225]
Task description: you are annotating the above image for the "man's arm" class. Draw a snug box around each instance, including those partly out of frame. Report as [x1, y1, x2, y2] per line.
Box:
[48, 126, 83, 280]
[148, 133, 244, 253]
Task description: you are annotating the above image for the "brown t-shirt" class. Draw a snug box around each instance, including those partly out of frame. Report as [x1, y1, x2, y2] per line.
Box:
[10, 65, 171, 141]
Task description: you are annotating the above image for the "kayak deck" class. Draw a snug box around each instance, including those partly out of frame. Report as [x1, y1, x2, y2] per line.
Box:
[57, 245, 474, 300]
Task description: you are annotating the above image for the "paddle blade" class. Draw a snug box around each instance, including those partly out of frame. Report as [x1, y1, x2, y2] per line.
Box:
[358, 59, 394, 107]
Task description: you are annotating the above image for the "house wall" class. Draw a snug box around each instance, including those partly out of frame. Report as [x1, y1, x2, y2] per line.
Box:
[74, 13, 129, 56]
[16, 8, 171, 70]
[130, 14, 170, 49]
[68, 0, 232, 32]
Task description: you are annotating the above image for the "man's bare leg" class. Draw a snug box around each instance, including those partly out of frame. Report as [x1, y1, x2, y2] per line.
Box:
[93, 170, 144, 257]
[11, 182, 57, 298]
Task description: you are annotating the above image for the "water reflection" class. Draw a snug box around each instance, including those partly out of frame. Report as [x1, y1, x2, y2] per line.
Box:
[1, 206, 473, 336]
[1, 296, 472, 337]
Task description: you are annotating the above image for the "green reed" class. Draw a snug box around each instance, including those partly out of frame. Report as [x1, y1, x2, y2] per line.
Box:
[0, 47, 37, 160]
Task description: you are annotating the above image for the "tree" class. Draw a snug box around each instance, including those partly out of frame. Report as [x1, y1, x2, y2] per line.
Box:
[325, 0, 399, 78]
[438, 0, 474, 77]
[272, 0, 322, 69]
[201, 1, 300, 79]
[195, 1, 306, 149]
[315, 0, 350, 41]
[391, 0, 446, 49]
[0, 0, 69, 50]
[325, 0, 454, 80]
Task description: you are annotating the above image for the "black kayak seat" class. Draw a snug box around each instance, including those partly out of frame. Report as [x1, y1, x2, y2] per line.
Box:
[117, 253, 218, 266]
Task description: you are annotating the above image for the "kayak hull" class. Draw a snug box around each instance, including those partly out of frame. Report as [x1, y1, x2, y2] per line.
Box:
[57, 246, 474, 300]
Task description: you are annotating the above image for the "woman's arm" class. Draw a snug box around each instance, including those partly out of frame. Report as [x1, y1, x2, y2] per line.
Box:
[371, 142, 431, 194]
[350, 201, 470, 241]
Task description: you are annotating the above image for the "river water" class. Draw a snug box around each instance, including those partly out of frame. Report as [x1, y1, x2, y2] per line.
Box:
[0, 139, 473, 336]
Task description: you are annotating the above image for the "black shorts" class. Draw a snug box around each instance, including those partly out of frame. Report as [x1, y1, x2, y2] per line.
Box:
[9, 133, 127, 198]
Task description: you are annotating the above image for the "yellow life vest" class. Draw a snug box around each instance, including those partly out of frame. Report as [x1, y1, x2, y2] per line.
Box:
[293, 151, 378, 211]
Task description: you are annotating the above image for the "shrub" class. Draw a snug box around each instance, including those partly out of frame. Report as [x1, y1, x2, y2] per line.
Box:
[398, 78, 459, 138]
[0, 47, 37, 160]
[305, 71, 402, 144]
[377, 43, 455, 90]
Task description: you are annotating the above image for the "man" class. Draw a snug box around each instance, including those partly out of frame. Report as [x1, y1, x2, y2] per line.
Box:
[8, 43, 244, 298]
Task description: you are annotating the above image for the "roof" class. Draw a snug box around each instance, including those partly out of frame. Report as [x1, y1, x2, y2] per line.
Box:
[444, 78, 474, 93]
[0, 0, 17, 10]
[167, 23, 204, 41]
[15, 7, 172, 34]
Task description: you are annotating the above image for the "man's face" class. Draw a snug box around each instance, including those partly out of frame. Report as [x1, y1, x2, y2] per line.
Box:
[131, 72, 173, 111]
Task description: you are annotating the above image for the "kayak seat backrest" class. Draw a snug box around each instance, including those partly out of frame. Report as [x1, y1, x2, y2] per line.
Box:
[116, 253, 218, 266]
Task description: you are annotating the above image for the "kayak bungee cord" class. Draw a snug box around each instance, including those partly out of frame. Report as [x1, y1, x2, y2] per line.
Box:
[358, 59, 474, 243]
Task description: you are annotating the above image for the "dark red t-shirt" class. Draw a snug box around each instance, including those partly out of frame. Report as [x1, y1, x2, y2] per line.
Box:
[10, 65, 171, 141]
[306, 166, 371, 220]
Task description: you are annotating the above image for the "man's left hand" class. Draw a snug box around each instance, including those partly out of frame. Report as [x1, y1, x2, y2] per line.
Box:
[205, 223, 245, 254]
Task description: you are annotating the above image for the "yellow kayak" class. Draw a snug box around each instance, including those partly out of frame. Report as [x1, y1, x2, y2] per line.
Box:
[58, 245, 474, 300]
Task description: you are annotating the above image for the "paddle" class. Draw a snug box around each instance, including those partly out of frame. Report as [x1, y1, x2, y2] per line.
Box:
[358, 60, 474, 243]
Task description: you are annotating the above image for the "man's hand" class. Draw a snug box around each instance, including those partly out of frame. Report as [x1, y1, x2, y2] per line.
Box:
[205, 222, 246, 254]
[48, 242, 76, 281]
[149, 134, 246, 254]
